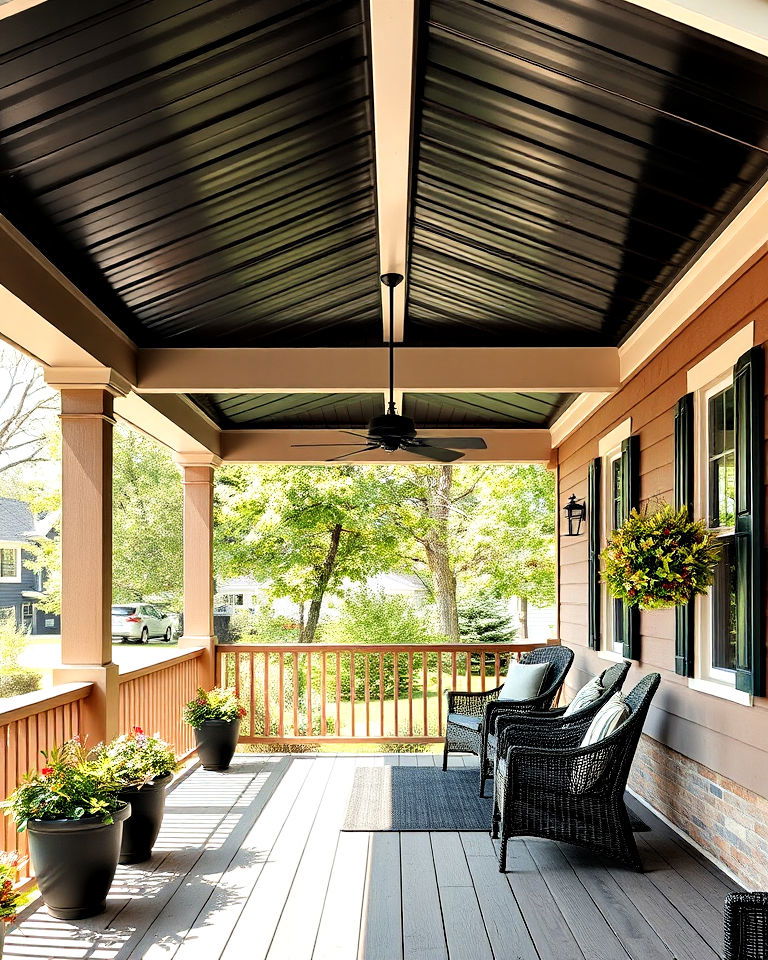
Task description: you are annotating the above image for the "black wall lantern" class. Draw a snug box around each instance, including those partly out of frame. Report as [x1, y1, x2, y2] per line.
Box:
[563, 494, 587, 537]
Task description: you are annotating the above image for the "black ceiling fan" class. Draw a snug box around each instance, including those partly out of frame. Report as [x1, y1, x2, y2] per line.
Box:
[291, 273, 488, 463]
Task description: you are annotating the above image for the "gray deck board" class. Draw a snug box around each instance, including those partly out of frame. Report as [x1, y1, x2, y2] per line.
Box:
[2, 753, 739, 960]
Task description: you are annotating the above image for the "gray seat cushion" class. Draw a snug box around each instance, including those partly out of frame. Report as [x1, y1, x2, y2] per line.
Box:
[447, 713, 483, 733]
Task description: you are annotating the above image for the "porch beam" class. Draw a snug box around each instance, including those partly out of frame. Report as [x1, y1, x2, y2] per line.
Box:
[221, 428, 552, 464]
[370, 0, 416, 342]
[136, 347, 620, 394]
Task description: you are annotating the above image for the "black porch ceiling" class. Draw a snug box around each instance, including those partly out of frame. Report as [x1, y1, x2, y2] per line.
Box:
[191, 390, 570, 429]
[0, 0, 768, 353]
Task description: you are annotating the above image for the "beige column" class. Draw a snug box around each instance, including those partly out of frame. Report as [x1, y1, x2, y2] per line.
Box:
[176, 454, 221, 688]
[52, 386, 122, 743]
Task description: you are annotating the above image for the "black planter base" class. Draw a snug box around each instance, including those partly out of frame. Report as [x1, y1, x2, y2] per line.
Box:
[47, 899, 108, 921]
[118, 774, 172, 865]
[194, 719, 240, 771]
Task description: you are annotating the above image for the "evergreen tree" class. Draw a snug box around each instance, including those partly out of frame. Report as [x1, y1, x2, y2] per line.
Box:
[458, 593, 516, 644]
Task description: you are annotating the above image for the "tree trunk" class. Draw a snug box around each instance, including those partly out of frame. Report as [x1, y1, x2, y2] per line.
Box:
[302, 523, 343, 643]
[297, 602, 306, 643]
[519, 596, 528, 638]
[423, 466, 460, 640]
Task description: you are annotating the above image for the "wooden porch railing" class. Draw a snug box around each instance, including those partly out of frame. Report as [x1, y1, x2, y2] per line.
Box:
[215, 640, 555, 744]
[0, 682, 93, 878]
[118, 647, 204, 757]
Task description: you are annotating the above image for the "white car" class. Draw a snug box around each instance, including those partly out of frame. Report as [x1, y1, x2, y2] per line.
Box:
[112, 604, 174, 644]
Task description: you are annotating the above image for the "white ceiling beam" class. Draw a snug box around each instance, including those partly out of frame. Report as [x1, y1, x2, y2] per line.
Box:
[370, 0, 416, 342]
[221, 428, 551, 464]
[136, 346, 619, 394]
[622, 0, 768, 56]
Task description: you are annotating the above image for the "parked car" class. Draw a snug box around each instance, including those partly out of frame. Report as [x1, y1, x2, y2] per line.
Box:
[111, 604, 174, 644]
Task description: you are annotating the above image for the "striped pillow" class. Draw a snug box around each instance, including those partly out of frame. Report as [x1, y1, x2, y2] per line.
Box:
[571, 694, 630, 793]
[563, 675, 604, 717]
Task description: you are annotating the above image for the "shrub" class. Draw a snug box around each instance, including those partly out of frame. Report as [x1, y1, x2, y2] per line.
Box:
[183, 687, 247, 728]
[0, 668, 41, 698]
[92, 728, 178, 787]
[0, 609, 30, 672]
[0, 851, 29, 923]
[4, 738, 125, 830]
[229, 604, 300, 643]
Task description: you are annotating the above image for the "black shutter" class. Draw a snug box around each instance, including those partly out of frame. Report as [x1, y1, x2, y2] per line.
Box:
[674, 393, 695, 676]
[588, 457, 601, 651]
[619, 436, 640, 660]
[734, 346, 764, 696]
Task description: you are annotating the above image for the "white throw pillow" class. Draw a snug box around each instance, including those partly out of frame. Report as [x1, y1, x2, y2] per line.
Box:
[563, 675, 604, 717]
[571, 694, 631, 793]
[498, 660, 549, 702]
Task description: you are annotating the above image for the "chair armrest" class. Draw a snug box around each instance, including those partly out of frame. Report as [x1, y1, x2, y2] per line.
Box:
[446, 686, 502, 717]
[503, 733, 622, 794]
[724, 892, 768, 960]
[496, 716, 587, 755]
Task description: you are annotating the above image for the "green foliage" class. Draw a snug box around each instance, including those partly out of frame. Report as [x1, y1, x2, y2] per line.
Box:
[0, 851, 30, 922]
[0, 668, 41, 698]
[228, 605, 300, 643]
[458, 593, 516, 644]
[4, 739, 125, 830]
[0, 610, 30, 671]
[601, 504, 720, 610]
[183, 687, 247, 728]
[91, 728, 178, 787]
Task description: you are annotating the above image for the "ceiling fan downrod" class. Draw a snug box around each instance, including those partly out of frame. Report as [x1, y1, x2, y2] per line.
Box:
[380, 272, 403, 415]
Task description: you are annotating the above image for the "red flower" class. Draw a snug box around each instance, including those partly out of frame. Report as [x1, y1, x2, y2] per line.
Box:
[132, 726, 144, 735]
[237, 706, 247, 717]
[41, 767, 53, 776]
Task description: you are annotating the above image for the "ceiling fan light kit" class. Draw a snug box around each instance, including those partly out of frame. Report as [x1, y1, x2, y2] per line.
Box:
[291, 273, 487, 462]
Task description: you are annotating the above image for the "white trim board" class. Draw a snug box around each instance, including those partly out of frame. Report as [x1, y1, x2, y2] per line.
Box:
[686, 322, 754, 392]
[597, 418, 632, 457]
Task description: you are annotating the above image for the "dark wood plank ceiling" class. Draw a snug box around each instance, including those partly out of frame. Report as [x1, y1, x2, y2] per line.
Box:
[406, 0, 768, 347]
[0, 0, 381, 347]
[193, 390, 569, 428]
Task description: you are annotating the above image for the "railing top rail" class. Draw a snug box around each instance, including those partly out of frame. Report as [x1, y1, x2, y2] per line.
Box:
[0, 681, 93, 726]
[215, 639, 558, 654]
[118, 646, 204, 684]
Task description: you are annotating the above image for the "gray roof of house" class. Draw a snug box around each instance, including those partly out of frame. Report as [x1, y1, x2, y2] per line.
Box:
[0, 498, 35, 542]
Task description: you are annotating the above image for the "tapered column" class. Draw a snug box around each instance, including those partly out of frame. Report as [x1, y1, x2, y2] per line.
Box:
[177, 455, 220, 688]
[52, 387, 120, 742]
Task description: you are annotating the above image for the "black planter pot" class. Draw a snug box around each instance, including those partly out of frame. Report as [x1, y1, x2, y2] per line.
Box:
[118, 773, 173, 864]
[194, 718, 240, 770]
[27, 802, 131, 920]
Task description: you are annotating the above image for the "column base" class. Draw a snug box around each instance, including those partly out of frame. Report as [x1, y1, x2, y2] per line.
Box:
[52, 663, 119, 745]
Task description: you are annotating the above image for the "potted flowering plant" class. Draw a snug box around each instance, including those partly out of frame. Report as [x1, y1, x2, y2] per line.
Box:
[0, 851, 29, 957]
[183, 687, 246, 771]
[3, 738, 128, 919]
[602, 504, 720, 610]
[91, 728, 178, 864]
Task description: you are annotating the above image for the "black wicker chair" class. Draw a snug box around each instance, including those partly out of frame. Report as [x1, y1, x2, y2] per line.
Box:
[442, 645, 574, 785]
[491, 672, 661, 873]
[724, 893, 768, 959]
[483, 659, 631, 797]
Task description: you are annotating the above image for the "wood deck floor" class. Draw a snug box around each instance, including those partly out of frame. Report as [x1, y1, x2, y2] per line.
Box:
[3, 753, 741, 960]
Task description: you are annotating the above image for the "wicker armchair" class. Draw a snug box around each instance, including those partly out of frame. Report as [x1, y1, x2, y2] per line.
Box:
[483, 659, 631, 797]
[442, 645, 574, 786]
[492, 672, 661, 873]
[724, 893, 768, 959]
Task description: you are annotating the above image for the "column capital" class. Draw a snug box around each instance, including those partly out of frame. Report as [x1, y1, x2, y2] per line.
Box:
[44, 365, 132, 397]
[174, 451, 222, 469]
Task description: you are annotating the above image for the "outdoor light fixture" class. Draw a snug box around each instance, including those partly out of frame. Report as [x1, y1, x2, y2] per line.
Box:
[563, 494, 586, 537]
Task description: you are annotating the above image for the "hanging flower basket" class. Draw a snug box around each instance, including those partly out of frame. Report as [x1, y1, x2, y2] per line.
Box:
[601, 504, 720, 610]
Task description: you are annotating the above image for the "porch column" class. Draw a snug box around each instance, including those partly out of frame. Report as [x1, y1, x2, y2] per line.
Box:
[52, 385, 123, 743]
[176, 454, 221, 688]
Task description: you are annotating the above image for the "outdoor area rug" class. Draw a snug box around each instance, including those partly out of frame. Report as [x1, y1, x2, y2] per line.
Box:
[342, 766, 649, 832]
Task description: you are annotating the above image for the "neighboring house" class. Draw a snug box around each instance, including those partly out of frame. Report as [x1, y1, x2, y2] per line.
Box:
[0, 497, 59, 634]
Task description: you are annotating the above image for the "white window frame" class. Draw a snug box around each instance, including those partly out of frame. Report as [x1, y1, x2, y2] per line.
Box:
[597, 419, 632, 662]
[687, 325, 753, 707]
[0, 544, 22, 583]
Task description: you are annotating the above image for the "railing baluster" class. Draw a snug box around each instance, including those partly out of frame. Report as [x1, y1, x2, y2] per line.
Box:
[467, 651, 472, 692]
[379, 652, 385, 737]
[263, 651, 270, 738]
[350, 652, 356, 739]
[321, 652, 327, 736]
[408, 651, 414, 737]
[494, 653, 500, 686]
[278, 652, 285, 739]
[249, 652, 255, 738]
[437, 650, 443, 735]
[393, 652, 399, 739]
[292, 652, 299, 737]
[451, 651, 457, 691]
[364, 653, 370, 738]
[307, 651, 312, 738]
[480, 652, 486, 691]
[336, 652, 341, 737]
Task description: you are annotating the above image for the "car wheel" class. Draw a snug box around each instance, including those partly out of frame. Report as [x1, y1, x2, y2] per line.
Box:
[139, 627, 149, 644]
[162, 627, 172, 642]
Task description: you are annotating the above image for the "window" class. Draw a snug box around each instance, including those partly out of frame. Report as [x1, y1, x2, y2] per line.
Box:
[222, 593, 244, 606]
[693, 374, 739, 689]
[21, 603, 33, 621]
[0, 547, 19, 581]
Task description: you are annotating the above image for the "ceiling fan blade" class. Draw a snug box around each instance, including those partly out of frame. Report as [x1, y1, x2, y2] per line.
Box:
[404, 443, 465, 463]
[291, 443, 370, 448]
[417, 437, 488, 450]
[340, 430, 373, 440]
[326, 445, 379, 462]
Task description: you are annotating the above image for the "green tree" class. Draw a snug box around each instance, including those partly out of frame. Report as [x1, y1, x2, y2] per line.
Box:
[215, 465, 403, 642]
[458, 593, 516, 644]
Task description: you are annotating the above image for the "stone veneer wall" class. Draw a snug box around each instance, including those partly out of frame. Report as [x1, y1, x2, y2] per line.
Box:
[629, 733, 768, 889]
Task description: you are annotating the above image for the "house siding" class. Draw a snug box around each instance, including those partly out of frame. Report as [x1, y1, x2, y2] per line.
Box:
[556, 248, 768, 887]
